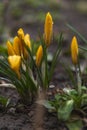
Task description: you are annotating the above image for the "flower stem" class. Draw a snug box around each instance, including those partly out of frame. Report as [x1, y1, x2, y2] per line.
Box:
[75, 65, 81, 95]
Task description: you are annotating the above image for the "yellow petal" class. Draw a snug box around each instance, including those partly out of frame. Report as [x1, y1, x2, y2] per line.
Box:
[6, 41, 15, 55]
[44, 12, 53, 47]
[24, 34, 31, 49]
[8, 55, 21, 77]
[17, 28, 25, 40]
[23, 49, 28, 59]
[13, 36, 21, 55]
[36, 45, 43, 67]
[71, 36, 78, 65]
[23, 34, 31, 59]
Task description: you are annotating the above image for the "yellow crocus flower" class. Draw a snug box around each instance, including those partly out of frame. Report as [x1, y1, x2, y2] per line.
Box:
[71, 36, 78, 65]
[8, 55, 21, 78]
[36, 45, 43, 67]
[23, 34, 31, 59]
[13, 36, 22, 55]
[44, 12, 53, 47]
[7, 41, 15, 55]
[7, 37, 22, 56]
[17, 28, 25, 40]
[24, 34, 31, 49]
[17, 28, 31, 58]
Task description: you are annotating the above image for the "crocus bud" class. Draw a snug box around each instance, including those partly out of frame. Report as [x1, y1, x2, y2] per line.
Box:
[13, 36, 22, 55]
[24, 34, 31, 49]
[23, 34, 31, 59]
[8, 55, 21, 78]
[71, 36, 78, 65]
[44, 12, 53, 47]
[17, 28, 25, 40]
[7, 41, 15, 55]
[36, 45, 43, 67]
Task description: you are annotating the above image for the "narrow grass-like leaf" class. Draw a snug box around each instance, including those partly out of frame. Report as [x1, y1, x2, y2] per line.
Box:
[79, 45, 87, 51]
[22, 68, 37, 92]
[48, 33, 63, 83]
[67, 24, 87, 44]
[62, 62, 77, 89]
[41, 40, 49, 89]
[25, 45, 43, 87]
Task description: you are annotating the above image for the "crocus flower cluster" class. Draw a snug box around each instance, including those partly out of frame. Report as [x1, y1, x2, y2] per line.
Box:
[7, 28, 31, 78]
[7, 29, 31, 57]
[6, 12, 53, 79]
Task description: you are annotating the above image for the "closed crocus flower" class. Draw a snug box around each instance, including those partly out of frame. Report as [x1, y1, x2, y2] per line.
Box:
[44, 12, 53, 47]
[24, 34, 31, 49]
[71, 36, 78, 65]
[36, 45, 43, 67]
[8, 55, 21, 78]
[7, 41, 15, 55]
[13, 36, 22, 55]
[17, 28, 25, 40]
[23, 34, 31, 58]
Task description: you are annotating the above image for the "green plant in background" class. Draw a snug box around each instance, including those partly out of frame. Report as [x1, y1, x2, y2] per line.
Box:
[0, 12, 62, 105]
[0, 96, 9, 110]
[67, 24, 87, 50]
[42, 35, 87, 130]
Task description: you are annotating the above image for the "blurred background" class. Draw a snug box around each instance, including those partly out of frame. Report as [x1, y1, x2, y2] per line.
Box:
[0, 0, 87, 44]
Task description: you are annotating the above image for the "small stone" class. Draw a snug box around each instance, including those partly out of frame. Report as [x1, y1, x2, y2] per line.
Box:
[7, 107, 16, 114]
[49, 85, 55, 89]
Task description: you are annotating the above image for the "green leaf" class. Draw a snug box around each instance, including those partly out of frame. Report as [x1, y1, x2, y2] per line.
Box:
[55, 93, 61, 101]
[82, 94, 87, 105]
[66, 120, 83, 130]
[0, 45, 7, 55]
[69, 89, 78, 96]
[58, 99, 74, 121]
[37, 100, 55, 110]
[22, 68, 37, 92]
[0, 96, 9, 107]
[81, 86, 87, 91]
[79, 45, 87, 51]
[67, 24, 87, 44]
[82, 94, 87, 99]
[49, 33, 63, 82]
[62, 63, 77, 89]
[26, 45, 43, 87]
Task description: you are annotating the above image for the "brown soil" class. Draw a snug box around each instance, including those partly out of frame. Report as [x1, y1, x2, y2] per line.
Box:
[0, 87, 68, 130]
